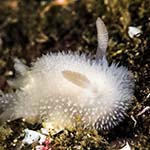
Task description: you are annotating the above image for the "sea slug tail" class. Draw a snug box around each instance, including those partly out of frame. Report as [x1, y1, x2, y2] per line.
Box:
[0, 91, 17, 122]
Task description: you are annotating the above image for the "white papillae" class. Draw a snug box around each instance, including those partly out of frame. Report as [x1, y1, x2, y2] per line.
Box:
[0, 53, 134, 130]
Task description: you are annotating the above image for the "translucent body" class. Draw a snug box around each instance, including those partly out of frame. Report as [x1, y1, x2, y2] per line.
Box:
[0, 53, 134, 130]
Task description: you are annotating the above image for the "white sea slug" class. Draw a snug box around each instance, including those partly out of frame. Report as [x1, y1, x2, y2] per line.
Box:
[0, 18, 134, 130]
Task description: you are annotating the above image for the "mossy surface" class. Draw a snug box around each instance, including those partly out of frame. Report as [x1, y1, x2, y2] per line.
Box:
[0, 0, 149, 149]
